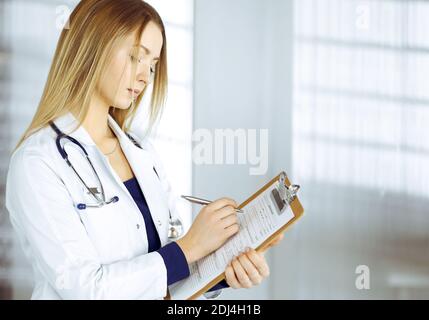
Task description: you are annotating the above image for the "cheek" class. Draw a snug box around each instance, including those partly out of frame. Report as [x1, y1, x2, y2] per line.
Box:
[107, 58, 129, 91]
[98, 56, 132, 105]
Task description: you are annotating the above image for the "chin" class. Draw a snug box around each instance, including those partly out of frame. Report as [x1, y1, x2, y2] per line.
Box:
[113, 99, 135, 110]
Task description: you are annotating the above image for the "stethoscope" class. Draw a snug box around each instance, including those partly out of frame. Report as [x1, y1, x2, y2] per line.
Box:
[49, 121, 184, 240]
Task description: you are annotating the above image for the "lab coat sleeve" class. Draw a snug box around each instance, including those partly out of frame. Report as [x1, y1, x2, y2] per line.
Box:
[139, 138, 227, 300]
[5, 149, 169, 300]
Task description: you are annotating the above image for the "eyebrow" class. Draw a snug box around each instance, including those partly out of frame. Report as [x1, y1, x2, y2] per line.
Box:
[140, 44, 160, 61]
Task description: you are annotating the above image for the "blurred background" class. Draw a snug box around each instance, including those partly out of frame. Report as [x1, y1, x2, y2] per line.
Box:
[1, 0, 429, 299]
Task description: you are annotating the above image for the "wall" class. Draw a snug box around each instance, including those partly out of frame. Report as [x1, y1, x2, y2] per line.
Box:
[193, 0, 294, 299]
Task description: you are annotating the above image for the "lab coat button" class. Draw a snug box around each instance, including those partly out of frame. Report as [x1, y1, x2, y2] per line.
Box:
[157, 220, 162, 226]
[136, 224, 140, 229]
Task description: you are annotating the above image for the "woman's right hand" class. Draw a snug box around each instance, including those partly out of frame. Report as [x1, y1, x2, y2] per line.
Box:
[176, 197, 240, 264]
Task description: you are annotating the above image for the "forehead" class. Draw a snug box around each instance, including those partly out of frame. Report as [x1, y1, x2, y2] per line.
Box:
[123, 21, 163, 55]
[140, 21, 163, 49]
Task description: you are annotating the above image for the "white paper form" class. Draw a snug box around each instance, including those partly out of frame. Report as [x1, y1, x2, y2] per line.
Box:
[169, 181, 295, 300]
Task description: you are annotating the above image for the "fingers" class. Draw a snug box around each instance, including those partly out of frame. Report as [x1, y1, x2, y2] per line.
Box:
[224, 249, 271, 290]
[238, 252, 263, 286]
[245, 248, 270, 277]
[231, 256, 253, 288]
[206, 197, 238, 212]
[268, 233, 284, 247]
[263, 233, 285, 252]
[216, 205, 238, 219]
[220, 212, 238, 228]
[225, 263, 241, 289]
[224, 223, 239, 237]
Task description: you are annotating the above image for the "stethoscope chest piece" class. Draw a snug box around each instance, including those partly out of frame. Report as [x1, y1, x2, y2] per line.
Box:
[168, 217, 184, 240]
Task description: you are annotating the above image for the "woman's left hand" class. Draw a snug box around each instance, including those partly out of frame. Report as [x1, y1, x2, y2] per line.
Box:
[224, 232, 285, 289]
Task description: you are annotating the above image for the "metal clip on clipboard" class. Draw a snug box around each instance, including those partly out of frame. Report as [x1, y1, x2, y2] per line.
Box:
[278, 172, 300, 205]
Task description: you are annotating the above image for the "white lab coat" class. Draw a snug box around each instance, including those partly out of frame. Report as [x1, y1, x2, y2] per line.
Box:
[5, 112, 217, 300]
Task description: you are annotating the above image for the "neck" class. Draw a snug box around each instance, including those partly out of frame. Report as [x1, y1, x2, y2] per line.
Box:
[81, 93, 114, 143]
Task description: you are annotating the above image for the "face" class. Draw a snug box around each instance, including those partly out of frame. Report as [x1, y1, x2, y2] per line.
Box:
[96, 21, 163, 110]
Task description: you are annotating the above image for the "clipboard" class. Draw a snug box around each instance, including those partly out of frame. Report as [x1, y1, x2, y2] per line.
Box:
[166, 171, 304, 300]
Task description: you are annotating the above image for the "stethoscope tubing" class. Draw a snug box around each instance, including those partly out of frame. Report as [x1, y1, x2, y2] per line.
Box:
[48, 121, 183, 240]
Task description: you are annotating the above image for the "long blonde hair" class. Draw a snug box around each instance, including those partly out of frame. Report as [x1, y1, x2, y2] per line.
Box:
[14, 0, 168, 151]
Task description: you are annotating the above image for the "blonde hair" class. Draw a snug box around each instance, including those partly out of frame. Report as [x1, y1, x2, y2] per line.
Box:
[14, 0, 168, 151]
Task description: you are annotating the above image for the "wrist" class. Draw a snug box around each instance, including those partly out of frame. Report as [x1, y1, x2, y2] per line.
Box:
[176, 237, 198, 264]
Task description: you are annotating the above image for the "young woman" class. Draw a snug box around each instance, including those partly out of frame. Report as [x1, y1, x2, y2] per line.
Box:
[5, 0, 284, 300]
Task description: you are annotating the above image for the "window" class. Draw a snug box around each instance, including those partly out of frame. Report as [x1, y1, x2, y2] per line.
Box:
[292, 0, 429, 298]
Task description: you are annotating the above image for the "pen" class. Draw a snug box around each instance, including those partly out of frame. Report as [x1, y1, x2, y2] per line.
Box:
[181, 195, 244, 213]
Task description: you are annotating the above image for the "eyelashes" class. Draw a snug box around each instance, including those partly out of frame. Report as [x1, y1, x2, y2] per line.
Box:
[129, 54, 157, 75]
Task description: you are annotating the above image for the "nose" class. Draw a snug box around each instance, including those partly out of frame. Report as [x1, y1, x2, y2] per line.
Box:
[135, 61, 152, 85]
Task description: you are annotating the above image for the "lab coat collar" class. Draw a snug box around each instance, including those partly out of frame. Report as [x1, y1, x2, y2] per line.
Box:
[106, 114, 137, 150]
[52, 112, 96, 146]
[52, 111, 136, 149]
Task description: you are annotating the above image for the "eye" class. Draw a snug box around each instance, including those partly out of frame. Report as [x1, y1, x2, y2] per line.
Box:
[129, 54, 142, 63]
[150, 64, 156, 74]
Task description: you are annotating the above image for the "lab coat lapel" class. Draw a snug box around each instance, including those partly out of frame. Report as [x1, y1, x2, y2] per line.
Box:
[108, 116, 170, 247]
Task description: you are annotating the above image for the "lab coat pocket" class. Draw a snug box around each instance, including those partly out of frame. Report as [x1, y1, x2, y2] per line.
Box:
[77, 194, 131, 262]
